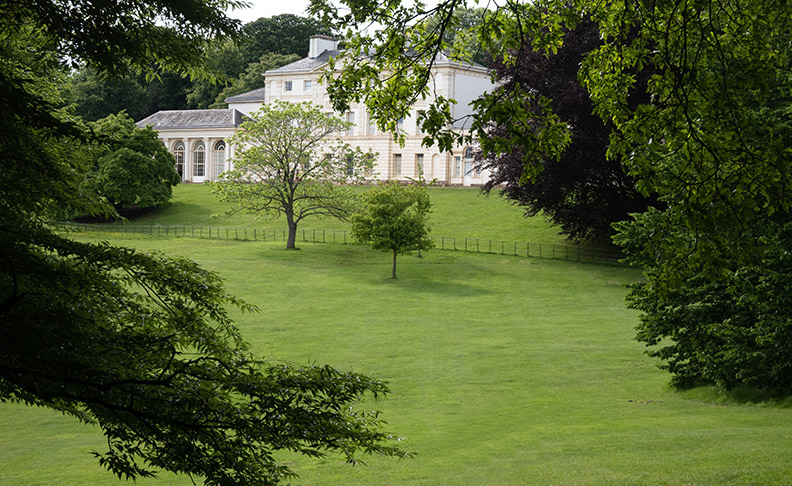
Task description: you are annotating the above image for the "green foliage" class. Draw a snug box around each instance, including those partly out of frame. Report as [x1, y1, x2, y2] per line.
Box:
[209, 52, 300, 108]
[82, 112, 180, 212]
[66, 68, 193, 121]
[1, 2, 406, 484]
[421, 6, 493, 66]
[212, 101, 376, 249]
[590, 0, 792, 394]
[65, 67, 149, 121]
[241, 14, 336, 63]
[350, 182, 433, 278]
[186, 38, 247, 109]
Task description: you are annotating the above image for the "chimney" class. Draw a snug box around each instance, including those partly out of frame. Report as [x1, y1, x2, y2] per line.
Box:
[308, 35, 338, 59]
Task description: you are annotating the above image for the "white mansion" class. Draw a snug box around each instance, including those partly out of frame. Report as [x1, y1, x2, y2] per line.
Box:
[137, 36, 493, 186]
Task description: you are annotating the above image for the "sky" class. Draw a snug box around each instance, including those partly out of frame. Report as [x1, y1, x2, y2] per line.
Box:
[226, 0, 313, 24]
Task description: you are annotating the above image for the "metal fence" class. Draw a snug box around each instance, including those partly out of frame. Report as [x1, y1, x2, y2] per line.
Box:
[54, 222, 624, 264]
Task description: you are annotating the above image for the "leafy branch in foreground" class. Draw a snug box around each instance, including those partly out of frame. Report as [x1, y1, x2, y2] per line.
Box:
[0, 220, 409, 485]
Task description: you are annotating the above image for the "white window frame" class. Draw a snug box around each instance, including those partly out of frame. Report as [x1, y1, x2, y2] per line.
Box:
[173, 142, 185, 178]
[346, 111, 356, 135]
[213, 140, 226, 178]
[193, 141, 206, 177]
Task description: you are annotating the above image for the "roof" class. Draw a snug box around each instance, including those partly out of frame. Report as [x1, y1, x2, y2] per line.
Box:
[265, 49, 341, 75]
[224, 86, 267, 103]
[136, 109, 248, 130]
[264, 48, 488, 76]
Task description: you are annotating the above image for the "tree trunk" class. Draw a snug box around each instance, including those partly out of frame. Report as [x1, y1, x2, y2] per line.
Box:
[392, 249, 397, 279]
[286, 212, 297, 249]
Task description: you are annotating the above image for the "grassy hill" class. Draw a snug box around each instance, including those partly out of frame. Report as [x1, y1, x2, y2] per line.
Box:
[2, 188, 791, 485]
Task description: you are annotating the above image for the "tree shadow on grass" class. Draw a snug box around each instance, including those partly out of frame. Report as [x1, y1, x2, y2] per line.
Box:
[679, 385, 792, 408]
[371, 275, 493, 297]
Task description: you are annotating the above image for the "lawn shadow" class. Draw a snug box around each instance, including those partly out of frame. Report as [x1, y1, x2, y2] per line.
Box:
[370, 275, 494, 297]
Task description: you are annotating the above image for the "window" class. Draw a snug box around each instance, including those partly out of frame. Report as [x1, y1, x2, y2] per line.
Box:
[173, 142, 185, 178]
[346, 154, 355, 176]
[454, 156, 461, 177]
[346, 111, 356, 135]
[213, 140, 226, 178]
[415, 153, 424, 177]
[464, 147, 474, 176]
[396, 117, 404, 131]
[304, 80, 312, 91]
[393, 154, 402, 176]
[367, 112, 377, 135]
[284, 80, 293, 92]
[193, 141, 205, 177]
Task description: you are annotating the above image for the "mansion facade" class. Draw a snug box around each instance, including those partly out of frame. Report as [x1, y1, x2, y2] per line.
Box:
[137, 36, 493, 186]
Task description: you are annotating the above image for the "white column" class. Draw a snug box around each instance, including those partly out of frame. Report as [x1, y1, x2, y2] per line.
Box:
[183, 138, 192, 182]
[224, 138, 231, 174]
[203, 137, 210, 181]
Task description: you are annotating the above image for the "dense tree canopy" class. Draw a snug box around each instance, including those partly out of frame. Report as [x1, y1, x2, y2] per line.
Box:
[479, 18, 656, 242]
[80, 112, 180, 214]
[65, 68, 150, 121]
[212, 101, 375, 249]
[241, 14, 336, 63]
[1, 1, 407, 483]
[311, 0, 792, 394]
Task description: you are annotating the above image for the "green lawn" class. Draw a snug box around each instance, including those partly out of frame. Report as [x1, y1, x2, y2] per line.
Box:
[1, 234, 790, 485]
[118, 183, 570, 245]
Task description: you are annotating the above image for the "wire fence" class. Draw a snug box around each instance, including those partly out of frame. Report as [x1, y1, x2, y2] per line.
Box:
[54, 222, 625, 264]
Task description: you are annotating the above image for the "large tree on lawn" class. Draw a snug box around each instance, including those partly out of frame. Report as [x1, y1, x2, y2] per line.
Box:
[212, 101, 375, 249]
[0, 1, 407, 484]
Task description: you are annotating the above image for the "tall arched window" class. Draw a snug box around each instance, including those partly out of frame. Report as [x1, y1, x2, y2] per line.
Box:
[213, 140, 226, 178]
[193, 141, 205, 178]
[464, 147, 474, 176]
[173, 142, 185, 178]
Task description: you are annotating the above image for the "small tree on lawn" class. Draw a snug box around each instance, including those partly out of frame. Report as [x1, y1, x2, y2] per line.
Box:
[351, 182, 433, 279]
[212, 101, 375, 249]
